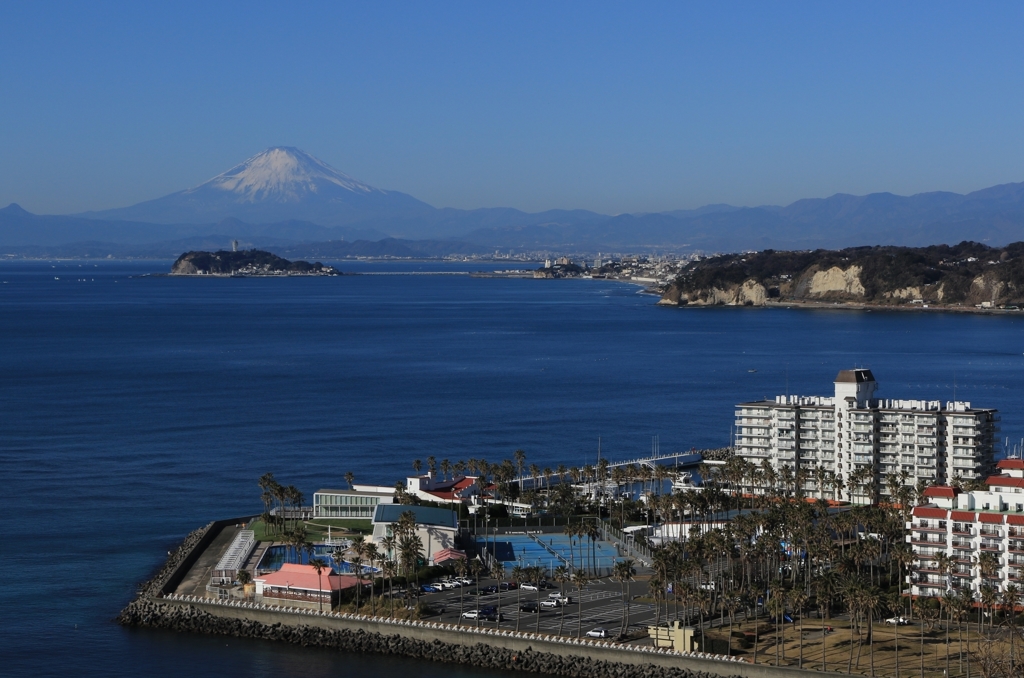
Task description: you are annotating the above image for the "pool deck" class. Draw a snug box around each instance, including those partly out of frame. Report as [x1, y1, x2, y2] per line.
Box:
[174, 523, 244, 597]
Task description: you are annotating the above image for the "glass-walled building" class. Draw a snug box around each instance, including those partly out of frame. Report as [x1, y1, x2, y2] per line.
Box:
[313, 485, 395, 519]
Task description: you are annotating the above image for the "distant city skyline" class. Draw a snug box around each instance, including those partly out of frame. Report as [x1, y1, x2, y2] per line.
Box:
[3, 2, 1024, 215]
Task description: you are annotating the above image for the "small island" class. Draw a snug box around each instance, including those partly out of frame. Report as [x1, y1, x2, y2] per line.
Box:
[170, 249, 341, 276]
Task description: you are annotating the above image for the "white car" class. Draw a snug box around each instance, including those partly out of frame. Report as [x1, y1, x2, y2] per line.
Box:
[884, 616, 909, 626]
[540, 598, 560, 608]
[440, 580, 460, 590]
[461, 610, 480, 619]
[585, 627, 608, 638]
[520, 583, 539, 591]
[457, 577, 474, 586]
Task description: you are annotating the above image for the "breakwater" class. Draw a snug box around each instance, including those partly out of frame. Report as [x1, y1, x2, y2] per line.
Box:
[118, 523, 828, 678]
[120, 597, 735, 678]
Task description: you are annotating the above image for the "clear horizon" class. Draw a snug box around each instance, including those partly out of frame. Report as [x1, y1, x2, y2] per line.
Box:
[3, 2, 1024, 216]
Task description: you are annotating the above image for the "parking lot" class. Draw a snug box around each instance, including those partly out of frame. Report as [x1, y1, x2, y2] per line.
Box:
[414, 577, 658, 639]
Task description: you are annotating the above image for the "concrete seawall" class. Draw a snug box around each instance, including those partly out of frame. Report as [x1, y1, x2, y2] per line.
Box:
[120, 522, 835, 678]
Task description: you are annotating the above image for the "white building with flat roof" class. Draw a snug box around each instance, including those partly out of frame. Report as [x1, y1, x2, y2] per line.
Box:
[734, 369, 999, 502]
[313, 484, 395, 520]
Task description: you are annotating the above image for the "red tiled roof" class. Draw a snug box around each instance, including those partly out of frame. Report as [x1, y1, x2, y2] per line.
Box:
[987, 475, 1024, 488]
[913, 507, 948, 519]
[979, 513, 1005, 524]
[1007, 515, 1024, 526]
[997, 459, 1024, 470]
[423, 490, 461, 501]
[951, 511, 976, 521]
[923, 486, 957, 498]
[432, 548, 467, 565]
[256, 563, 355, 592]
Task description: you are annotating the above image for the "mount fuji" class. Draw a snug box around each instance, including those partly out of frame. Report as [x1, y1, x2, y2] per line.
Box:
[8, 146, 1024, 255]
[81, 147, 434, 226]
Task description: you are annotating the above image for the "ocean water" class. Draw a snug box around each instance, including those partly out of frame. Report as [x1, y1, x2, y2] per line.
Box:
[2, 259, 1023, 677]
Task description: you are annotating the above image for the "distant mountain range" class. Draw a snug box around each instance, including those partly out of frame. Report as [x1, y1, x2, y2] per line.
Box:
[5, 146, 1024, 257]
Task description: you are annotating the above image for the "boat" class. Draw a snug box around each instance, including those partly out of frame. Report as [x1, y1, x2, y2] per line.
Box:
[672, 471, 699, 492]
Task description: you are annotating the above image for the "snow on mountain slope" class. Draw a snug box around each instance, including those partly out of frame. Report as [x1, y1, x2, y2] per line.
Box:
[81, 147, 434, 225]
[195, 147, 382, 202]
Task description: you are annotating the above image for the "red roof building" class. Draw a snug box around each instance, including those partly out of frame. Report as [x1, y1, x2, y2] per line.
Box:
[255, 563, 360, 610]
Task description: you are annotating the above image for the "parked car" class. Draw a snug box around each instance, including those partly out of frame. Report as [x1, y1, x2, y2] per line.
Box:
[885, 616, 910, 626]
[481, 585, 498, 594]
[461, 610, 480, 619]
[481, 611, 505, 622]
[585, 627, 608, 638]
[440, 580, 460, 590]
[500, 581, 518, 591]
[520, 583, 539, 591]
[420, 584, 441, 593]
[457, 577, 474, 586]
[540, 599, 560, 609]
[420, 603, 446, 616]
[519, 601, 539, 613]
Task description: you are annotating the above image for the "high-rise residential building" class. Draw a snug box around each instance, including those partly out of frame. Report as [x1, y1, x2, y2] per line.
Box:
[733, 369, 999, 502]
[907, 459, 1024, 599]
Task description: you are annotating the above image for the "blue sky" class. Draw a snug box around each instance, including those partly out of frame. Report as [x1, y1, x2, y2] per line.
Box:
[2, 1, 1024, 215]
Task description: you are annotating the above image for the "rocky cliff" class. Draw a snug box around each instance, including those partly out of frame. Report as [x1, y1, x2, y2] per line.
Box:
[661, 242, 1024, 308]
[170, 249, 340, 276]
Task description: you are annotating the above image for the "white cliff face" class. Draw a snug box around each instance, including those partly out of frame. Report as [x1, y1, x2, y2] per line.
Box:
[807, 265, 865, 297]
[190, 147, 383, 203]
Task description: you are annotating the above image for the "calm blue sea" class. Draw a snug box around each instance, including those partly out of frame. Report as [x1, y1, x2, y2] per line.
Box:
[2, 259, 1023, 677]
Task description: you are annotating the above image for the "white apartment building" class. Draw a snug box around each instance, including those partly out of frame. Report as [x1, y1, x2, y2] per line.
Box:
[734, 369, 998, 502]
[907, 459, 1024, 598]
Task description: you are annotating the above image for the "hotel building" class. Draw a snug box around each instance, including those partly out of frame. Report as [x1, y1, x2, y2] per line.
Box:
[734, 369, 998, 502]
[907, 459, 1024, 598]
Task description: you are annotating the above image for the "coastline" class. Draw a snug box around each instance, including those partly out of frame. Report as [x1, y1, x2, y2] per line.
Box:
[657, 298, 1023, 316]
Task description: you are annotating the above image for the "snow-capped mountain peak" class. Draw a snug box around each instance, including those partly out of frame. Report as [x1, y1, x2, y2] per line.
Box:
[192, 147, 382, 202]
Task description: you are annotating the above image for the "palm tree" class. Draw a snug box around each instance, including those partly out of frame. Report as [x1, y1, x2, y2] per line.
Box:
[553, 565, 570, 636]
[511, 565, 525, 632]
[383, 558, 397, 617]
[861, 587, 881, 677]
[308, 557, 328, 612]
[344, 471, 355, 490]
[532, 566, 545, 633]
[364, 542, 379, 615]
[348, 537, 366, 612]
[768, 582, 787, 666]
[842, 578, 863, 674]
[493, 562, 505, 627]
[573, 570, 590, 638]
[885, 591, 902, 678]
[980, 583, 999, 633]
[454, 557, 468, 626]
[236, 568, 252, 598]
[913, 597, 937, 678]
[613, 559, 636, 638]
[1003, 583, 1020, 669]
[789, 588, 808, 669]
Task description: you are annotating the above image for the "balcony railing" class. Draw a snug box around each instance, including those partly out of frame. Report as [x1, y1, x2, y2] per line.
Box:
[912, 535, 946, 545]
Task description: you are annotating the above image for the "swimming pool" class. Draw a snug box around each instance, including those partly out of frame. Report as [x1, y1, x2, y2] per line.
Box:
[256, 544, 381, 575]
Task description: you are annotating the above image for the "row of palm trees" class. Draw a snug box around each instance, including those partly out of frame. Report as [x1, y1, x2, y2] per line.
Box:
[257, 472, 305, 535]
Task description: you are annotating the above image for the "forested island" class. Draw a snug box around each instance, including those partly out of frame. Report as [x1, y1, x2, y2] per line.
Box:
[660, 241, 1024, 309]
[170, 249, 341, 276]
